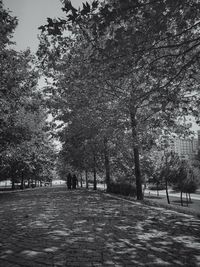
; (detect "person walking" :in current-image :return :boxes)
[67,173,72,190]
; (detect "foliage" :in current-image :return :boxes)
[37,0,200,199]
[0,2,55,188]
[109,182,136,197]
[152,151,198,199]
[172,161,198,194]
[0,0,17,48]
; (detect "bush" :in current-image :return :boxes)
[148,183,165,190]
[109,182,136,197]
[172,184,180,192]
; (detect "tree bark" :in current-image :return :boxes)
[104,137,111,192]
[156,182,159,196]
[133,147,143,200]
[180,191,183,206]
[189,193,191,203]
[93,154,97,190]
[85,169,88,189]
[186,193,188,206]
[11,178,15,190]
[80,173,83,188]
[129,104,143,200]
[20,173,24,190]
[165,179,170,204]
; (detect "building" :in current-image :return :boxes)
[161,133,199,160]
[172,138,198,160]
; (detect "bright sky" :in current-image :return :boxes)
[4,0,83,52]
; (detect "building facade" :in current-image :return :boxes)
[161,132,200,160]
[172,138,198,160]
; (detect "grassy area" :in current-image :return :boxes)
[104,189,200,219]
[143,193,200,219]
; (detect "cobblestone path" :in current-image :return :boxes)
[0,187,200,267]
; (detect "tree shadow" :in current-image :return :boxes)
[0,188,200,266]
[144,195,163,200]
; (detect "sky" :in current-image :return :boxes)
[4,0,83,52]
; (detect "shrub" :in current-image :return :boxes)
[109,182,136,197]
[148,183,165,190]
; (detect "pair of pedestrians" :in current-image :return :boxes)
[67,173,77,190]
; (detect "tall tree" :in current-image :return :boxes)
[0,1,55,188]
[38,0,200,199]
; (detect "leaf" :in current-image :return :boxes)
[92,0,98,9]
[47,17,54,26]
[38,25,46,32]
[67,14,77,22]
[62,0,73,13]
[81,2,91,15]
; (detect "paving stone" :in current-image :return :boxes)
[0,187,200,266]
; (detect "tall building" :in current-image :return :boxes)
[172,138,198,159]
[161,133,199,160]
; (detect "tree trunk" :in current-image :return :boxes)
[189,193,191,203]
[93,154,97,190]
[180,191,183,206]
[186,193,188,206]
[80,173,83,188]
[165,179,170,204]
[11,178,15,190]
[157,189,159,197]
[4,179,7,188]
[130,107,143,200]
[143,181,146,197]
[156,182,159,197]
[133,147,143,200]
[85,169,88,189]
[104,137,111,192]
[20,173,24,190]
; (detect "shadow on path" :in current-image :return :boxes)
[0,187,200,266]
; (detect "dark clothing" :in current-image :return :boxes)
[67,173,72,189]
[72,174,77,189]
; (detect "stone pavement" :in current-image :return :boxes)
[0,187,200,267]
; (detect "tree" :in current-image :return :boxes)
[0,1,56,189]
[38,0,200,200]
[172,161,198,206]
[0,0,17,47]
